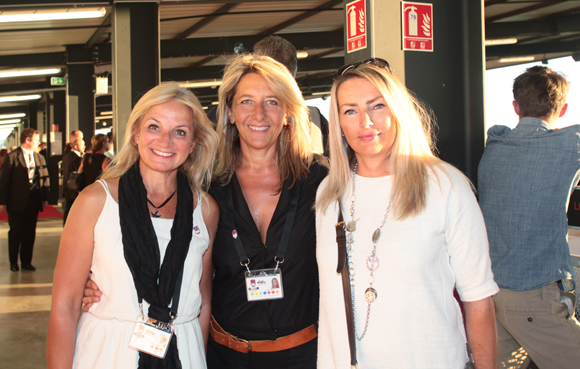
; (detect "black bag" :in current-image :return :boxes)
[67,171,84,191]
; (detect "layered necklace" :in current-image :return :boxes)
[147,190,177,218]
[346,162,394,340]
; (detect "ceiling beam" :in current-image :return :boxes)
[486,14,580,39]
[86,13,111,49]
[257,0,342,36]
[486,39,580,58]
[174,3,238,40]
[161,57,344,82]
[161,29,344,58]
[486,1,566,23]
[0,52,65,68]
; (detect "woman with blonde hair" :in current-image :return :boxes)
[315,60,498,368]
[47,82,219,369]
[207,55,327,368]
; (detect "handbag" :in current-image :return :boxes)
[335,205,358,368]
[67,171,84,191]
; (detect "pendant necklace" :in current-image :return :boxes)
[147,190,177,218]
[346,162,394,340]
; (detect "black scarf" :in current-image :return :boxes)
[119,160,193,369]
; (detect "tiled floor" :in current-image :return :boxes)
[0,217,62,369]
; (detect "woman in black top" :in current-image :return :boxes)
[207,55,327,368]
[79,134,112,186]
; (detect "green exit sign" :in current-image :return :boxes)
[51,77,65,86]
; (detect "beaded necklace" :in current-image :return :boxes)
[346,163,394,340]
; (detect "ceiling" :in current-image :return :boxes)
[0,0,578,121]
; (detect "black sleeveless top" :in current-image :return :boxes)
[82,153,107,186]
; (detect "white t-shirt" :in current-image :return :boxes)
[315,165,498,369]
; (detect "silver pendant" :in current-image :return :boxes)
[346,221,356,232]
[365,287,377,302]
[366,255,379,271]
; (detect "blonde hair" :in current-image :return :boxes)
[317,64,444,219]
[101,82,218,194]
[213,54,314,189]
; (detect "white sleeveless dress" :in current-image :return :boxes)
[73,180,208,369]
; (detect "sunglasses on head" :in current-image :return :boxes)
[334,58,391,79]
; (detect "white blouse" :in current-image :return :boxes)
[316,165,498,369]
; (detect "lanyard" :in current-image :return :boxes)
[226,177,301,270]
[137,267,184,323]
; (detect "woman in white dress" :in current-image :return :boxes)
[315,60,498,369]
[47,83,219,369]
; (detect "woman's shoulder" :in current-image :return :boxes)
[304,154,329,183]
[427,161,474,196]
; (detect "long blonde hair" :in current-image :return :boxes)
[316,64,443,219]
[101,82,218,194]
[213,54,313,189]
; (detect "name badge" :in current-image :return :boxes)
[129,316,173,359]
[245,268,284,302]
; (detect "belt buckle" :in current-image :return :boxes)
[229,334,252,352]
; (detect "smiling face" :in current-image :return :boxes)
[337,77,397,171]
[134,100,197,175]
[227,73,288,155]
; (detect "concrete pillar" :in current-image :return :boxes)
[112,3,159,151]
[341,0,486,181]
[67,60,95,150]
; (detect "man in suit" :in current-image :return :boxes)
[62,137,85,225]
[0,128,50,272]
[63,129,83,156]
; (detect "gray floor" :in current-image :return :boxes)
[0,216,62,369]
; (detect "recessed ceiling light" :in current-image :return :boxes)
[0,113,25,120]
[485,38,518,46]
[0,8,106,23]
[0,119,21,125]
[0,94,42,103]
[0,68,61,79]
[499,56,535,63]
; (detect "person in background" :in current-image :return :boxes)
[39,142,47,159]
[62,137,85,225]
[0,128,50,272]
[47,82,219,368]
[315,60,498,368]
[0,148,8,167]
[104,130,114,159]
[64,130,83,156]
[78,134,111,187]
[478,65,580,369]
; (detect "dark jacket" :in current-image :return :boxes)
[0,148,50,212]
[62,150,83,200]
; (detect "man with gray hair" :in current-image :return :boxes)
[478,66,580,368]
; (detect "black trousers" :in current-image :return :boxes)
[206,335,317,369]
[8,190,40,265]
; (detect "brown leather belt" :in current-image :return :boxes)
[210,315,317,353]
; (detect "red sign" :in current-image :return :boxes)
[346,0,367,53]
[402,2,433,52]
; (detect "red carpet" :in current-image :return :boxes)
[0,205,63,222]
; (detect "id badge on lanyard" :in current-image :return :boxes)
[129,316,174,359]
[245,268,284,301]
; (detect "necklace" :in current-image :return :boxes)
[147,190,177,218]
[346,162,394,340]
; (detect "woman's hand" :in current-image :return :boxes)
[464,296,498,369]
[81,279,102,312]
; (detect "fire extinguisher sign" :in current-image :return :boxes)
[346,0,367,53]
[402,2,433,52]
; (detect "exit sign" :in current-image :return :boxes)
[51,77,65,86]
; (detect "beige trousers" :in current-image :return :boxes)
[495,284,580,369]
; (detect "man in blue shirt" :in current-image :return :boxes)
[479,66,580,368]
